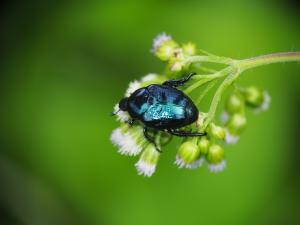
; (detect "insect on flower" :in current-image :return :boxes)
[113,72,206,152]
[110,34,300,177]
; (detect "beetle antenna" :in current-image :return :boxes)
[110,109,120,116]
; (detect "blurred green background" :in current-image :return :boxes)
[1,0,300,225]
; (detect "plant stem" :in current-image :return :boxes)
[184,66,234,94]
[203,69,240,128]
[237,52,300,71]
[201,51,300,128]
[195,79,218,105]
[189,55,234,65]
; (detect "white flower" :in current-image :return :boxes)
[220,111,229,124]
[141,73,158,82]
[208,160,226,173]
[125,80,141,97]
[113,104,130,122]
[135,159,156,177]
[111,128,124,147]
[224,128,240,144]
[135,145,160,177]
[175,155,205,169]
[110,127,144,156]
[152,32,172,52]
[253,91,271,113]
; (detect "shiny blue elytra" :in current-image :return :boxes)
[117,73,206,151]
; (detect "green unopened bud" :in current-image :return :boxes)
[206,144,224,164]
[244,86,264,108]
[209,123,226,140]
[198,137,210,155]
[207,144,226,173]
[225,93,244,114]
[175,140,201,168]
[182,42,196,56]
[135,145,160,177]
[226,114,247,135]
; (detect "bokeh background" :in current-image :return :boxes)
[1,0,300,225]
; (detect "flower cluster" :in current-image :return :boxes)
[222,87,271,144]
[111,33,271,177]
[152,33,197,75]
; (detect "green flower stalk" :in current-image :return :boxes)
[111,33,300,177]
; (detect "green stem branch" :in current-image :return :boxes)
[237,52,300,71]
[197,52,300,128]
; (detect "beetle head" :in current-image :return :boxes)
[119,97,129,111]
[126,88,151,116]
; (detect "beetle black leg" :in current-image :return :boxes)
[143,127,162,153]
[128,119,136,126]
[162,72,197,88]
[167,129,206,137]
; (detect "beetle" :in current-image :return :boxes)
[117,72,206,151]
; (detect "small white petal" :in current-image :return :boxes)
[125,81,141,97]
[174,155,186,168]
[135,159,156,177]
[175,155,205,169]
[220,111,229,124]
[185,157,205,169]
[110,128,124,147]
[141,73,158,82]
[118,132,142,156]
[225,129,240,144]
[113,104,130,122]
[152,32,172,52]
[111,128,143,156]
[208,160,226,173]
[253,91,271,113]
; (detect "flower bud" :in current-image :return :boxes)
[135,144,160,177]
[175,140,201,168]
[209,123,226,140]
[253,91,271,113]
[226,114,247,135]
[244,86,264,108]
[206,144,224,164]
[206,144,226,173]
[225,93,244,114]
[152,33,178,61]
[182,42,196,56]
[198,137,210,155]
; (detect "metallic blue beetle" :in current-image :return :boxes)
[118,72,206,151]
